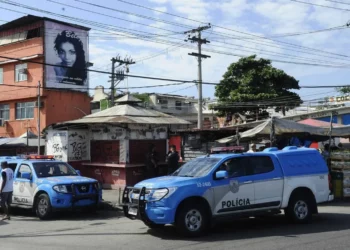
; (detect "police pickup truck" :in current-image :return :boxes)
[122,146,334,237]
[0,155,102,220]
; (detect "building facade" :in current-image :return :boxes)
[146,93,218,128]
[0,15,91,138]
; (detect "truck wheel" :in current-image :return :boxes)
[286,194,312,224]
[175,202,209,237]
[35,194,52,220]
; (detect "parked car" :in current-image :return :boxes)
[0,155,102,220]
[122,146,333,237]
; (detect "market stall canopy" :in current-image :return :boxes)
[216,118,350,143]
[50,93,191,126]
[298,118,344,128]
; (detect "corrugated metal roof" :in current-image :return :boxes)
[55,98,191,126]
[86,104,179,118]
[66,115,190,125]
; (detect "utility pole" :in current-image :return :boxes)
[185,24,211,129]
[37,81,41,155]
[110,58,117,106]
[110,55,135,105]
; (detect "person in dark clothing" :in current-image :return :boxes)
[145,144,158,179]
[166,145,179,175]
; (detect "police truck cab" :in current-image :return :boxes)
[123,146,334,237]
[0,155,102,219]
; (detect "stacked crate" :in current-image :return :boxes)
[330,151,350,198]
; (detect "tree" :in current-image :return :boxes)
[214,55,302,120]
[337,87,350,95]
[132,93,150,104]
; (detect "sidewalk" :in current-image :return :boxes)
[100,188,124,211]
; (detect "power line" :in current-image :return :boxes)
[47,0,185,35]
[52,0,321,64]
[111,0,350,58]
[1,55,350,90]
[73,0,193,29]
[221,25,348,40]
[4,2,350,67]
[326,0,350,5]
[47,0,350,63]
[291,0,350,11]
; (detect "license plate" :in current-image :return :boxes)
[132,193,140,199]
[129,207,138,216]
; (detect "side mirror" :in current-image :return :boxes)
[76,170,81,176]
[215,170,228,180]
[21,172,31,180]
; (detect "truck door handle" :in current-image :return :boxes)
[243,181,253,184]
[273,177,281,180]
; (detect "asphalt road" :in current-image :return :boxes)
[1,204,350,250]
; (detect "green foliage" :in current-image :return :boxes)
[337,87,350,95]
[100,99,112,111]
[132,93,150,104]
[214,55,302,117]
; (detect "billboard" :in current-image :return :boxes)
[44,21,89,92]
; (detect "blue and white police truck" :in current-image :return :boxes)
[123,146,334,237]
[0,155,102,220]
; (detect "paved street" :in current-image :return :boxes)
[1,203,350,250]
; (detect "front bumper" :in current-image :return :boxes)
[51,183,102,210]
[122,186,174,225]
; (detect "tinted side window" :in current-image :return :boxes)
[249,156,274,175]
[17,164,32,178]
[218,157,252,178]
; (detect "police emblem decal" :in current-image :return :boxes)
[229,180,239,193]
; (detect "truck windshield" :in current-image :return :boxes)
[33,162,78,178]
[172,157,221,178]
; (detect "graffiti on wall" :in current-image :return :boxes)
[90,124,168,140]
[46,131,68,161]
[68,130,89,161]
[119,140,129,163]
[90,125,127,140]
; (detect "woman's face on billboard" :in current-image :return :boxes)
[58,42,77,66]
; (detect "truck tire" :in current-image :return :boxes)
[175,202,209,237]
[286,194,312,224]
[35,194,53,220]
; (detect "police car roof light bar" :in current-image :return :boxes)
[26,155,55,160]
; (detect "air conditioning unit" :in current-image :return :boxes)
[35,101,44,108]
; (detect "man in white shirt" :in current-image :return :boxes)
[0,161,14,220]
[247,143,257,153]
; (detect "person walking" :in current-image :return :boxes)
[166,145,179,175]
[0,161,14,221]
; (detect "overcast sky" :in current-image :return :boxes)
[1,0,350,104]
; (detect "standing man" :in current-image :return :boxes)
[166,145,179,175]
[247,143,257,153]
[0,161,14,220]
[145,144,158,179]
